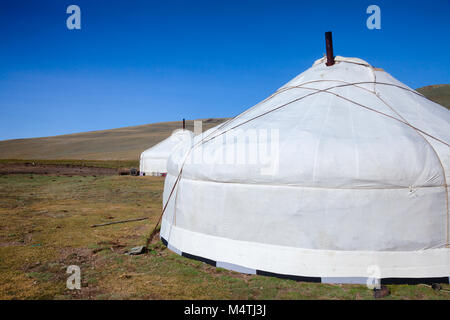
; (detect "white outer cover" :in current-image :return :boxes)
[139,129,194,175]
[162,57,450,279]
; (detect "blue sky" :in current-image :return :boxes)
[0,0,449,140]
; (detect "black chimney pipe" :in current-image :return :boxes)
[325,31,335,66]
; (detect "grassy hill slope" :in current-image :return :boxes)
[416,84,450,109]
[0,118,227,160]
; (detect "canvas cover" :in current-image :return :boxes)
[161,56,450,280]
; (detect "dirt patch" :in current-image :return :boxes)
[58,248,94,265]
[0,163,118,176]
[92,240,127,254]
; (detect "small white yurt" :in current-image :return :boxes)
[159,43,449,284]
[139,128,194,176]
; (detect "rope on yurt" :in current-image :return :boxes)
[187,80,432,152]
[145,167,184,248]
[369,83,449,248]
[278,80,426,99]
[145,78,450,248]
[145,121,232,246]
[144,86,330,246]
[280,67,449,246]
[303,83,450,246]
[199,82,449,148]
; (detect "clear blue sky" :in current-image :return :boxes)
[0,0,449,140]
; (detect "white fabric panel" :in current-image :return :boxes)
[164,173,447,251]
[216,261,256,274]
[139,129,194,174]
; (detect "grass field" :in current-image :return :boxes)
[1,171,449,300]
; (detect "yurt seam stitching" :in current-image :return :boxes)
[164,174,448,190]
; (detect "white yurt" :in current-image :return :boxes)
[159,54,450,284]
[139,128,194,176]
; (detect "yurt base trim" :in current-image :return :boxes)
[160,237,449,285]
[161,237,449,285]
[160,219,450,285]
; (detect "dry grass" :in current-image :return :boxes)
[0,159,139,169]
[0,172,449,300]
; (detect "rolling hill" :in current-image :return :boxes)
[0,118,227,160]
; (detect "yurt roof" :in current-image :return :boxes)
[169,56,449,189]
[141,129,194,159]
